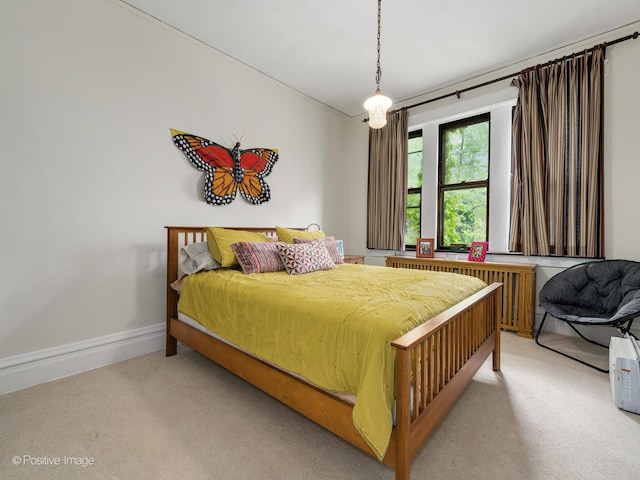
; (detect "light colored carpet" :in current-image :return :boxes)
[1,332,639,480]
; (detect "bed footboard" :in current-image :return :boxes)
[391,282,502,480]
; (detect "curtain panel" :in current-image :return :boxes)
[366,109,409,250]
[509,47,604,258]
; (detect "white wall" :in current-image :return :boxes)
[0,0,349,365]
[345,23,640,338]
[605,31,640,260]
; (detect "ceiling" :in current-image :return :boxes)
[122,0,640,117]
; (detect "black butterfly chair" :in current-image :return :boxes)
[537,260,640,373]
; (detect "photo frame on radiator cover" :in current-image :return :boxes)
[416,238,434,258]
[468,241,488,262]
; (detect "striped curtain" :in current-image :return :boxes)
[509,47,604,258]
[367,109,409,250]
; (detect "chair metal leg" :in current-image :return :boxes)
[564,322,609,349]
[535,312,609,373]
[617,318,637,339]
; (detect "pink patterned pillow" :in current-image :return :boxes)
[293,236,344,264]
[231,241,285,274]
[276,241,336,275]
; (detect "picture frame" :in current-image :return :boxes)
[416,238,434,258]
[335,240,344,257]
[468,241,488,262]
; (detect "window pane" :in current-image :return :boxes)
[407,135,423,189]
[405,208,420,247]
[406,130,423,249]
[407,192,421,207]
[443,121,489,185]
[408,135,422,153]
[442,187,487,246]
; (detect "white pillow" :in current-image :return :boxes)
[179,242,221,275]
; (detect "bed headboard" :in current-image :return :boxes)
[165,226,282,280]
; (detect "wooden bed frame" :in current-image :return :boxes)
[165,226,503,480]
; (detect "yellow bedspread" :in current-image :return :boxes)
[178,264,486,460]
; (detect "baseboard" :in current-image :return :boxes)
[0,323,165,395]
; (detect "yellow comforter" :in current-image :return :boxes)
[178,264,486,460]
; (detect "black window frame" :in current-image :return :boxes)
[405,129,423,249]
[437,113,490,251]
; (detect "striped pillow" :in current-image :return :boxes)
[231,241,285,274]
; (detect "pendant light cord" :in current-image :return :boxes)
[375,0,382,88]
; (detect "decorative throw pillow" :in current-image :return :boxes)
[276,225,325,244]
[231,241,285,274]
[206,227,269,267]
[293,236,344,265]
[179,242,222,275]
[276,241,336,275]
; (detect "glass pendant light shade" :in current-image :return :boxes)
[364,88,392,129]
[364,0,392,129]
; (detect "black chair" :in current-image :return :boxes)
[537,260,640,373]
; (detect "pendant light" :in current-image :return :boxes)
[364,0,392,129]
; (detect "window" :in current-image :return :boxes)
[437,113,490,250]
[405,130,423,249]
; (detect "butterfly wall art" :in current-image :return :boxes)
[170,129,279,206]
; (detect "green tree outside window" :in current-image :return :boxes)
[438,114,489,249]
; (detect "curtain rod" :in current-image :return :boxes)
[363,30,638,122]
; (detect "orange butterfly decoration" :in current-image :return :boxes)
[171,129,278,205]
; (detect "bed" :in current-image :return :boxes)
[165,226,503,480]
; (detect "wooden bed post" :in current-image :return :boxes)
[165,227,179,356]
[493,284,503,371]
[394,347,411,480]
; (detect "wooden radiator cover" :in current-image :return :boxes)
[386,256,536,338]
